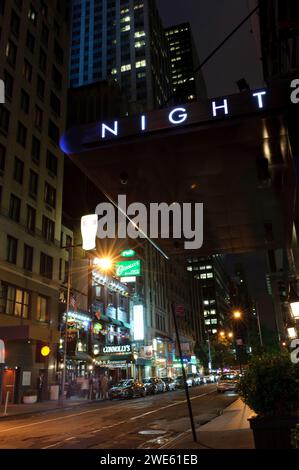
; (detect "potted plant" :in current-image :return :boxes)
[238,352,299,449]
[22,389,38,404]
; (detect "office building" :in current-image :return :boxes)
[70,0,171,110]
[187,255,231,337]
[165,22,207,104]
[0,0,69,403]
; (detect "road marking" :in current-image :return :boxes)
[0,389,215,435]
[42,443,61,449]
[64,437,76,441]
[158,429,191,449]
[129,391,212,421]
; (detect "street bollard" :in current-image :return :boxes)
[3,391,10,416]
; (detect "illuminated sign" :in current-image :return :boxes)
[133,305,144,341]
[116,260,141,277]
[120,249,136,257]
[60,89,272,155]
[41,346,51,357]
[120,276,136,283]
[102,344,132,354]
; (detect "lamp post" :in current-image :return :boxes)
[60,214,98,406]
[232,310,243,374]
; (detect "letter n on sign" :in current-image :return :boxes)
[175,304,185,318]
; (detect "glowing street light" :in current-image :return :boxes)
[219,331,225,338]
[233,309,242,320]
[93,257,113,272]
[228,332,234,339]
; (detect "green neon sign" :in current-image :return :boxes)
[120,249,136,257]
[116,260,141,277]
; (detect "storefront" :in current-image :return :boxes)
[94,343,135,383]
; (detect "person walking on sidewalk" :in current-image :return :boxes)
[100,373,109,400]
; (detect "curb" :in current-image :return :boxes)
[159,395,240,449]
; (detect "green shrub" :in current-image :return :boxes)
[238,352,299,416]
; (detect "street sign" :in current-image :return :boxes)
[116,260,141,277]
[120,276,137,283]
[120,249,136,257]
[0,339,4,364]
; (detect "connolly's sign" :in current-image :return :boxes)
[102,344,132,354]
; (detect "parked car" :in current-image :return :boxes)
[109,379,146,400]
[142,378,156,395]
[187,373,203,386]
[162,377,176,391]
[154,378,166,393]
[175,375,193,388]
[142,377,166,394]
[203,374,217,384]
[217,374,240,393]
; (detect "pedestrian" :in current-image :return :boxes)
[100,373,109,400]
[81,375,89,399]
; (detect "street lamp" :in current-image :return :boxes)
[60,214,98,406]
[288,282,299,321]
[93,257,113,272]
[232,309,242,320]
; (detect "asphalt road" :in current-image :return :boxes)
[0,384,237,449]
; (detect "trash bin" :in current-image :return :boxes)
[50,384,59,401]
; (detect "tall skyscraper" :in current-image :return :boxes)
[165,22,207,104]
[187,255,231,337]
[0,0,69,403]
[70,0,171,110]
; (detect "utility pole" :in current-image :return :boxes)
[171,303,197,443]
[60,245,73,406]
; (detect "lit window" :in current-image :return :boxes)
[212,329,217,334]
[210,309,216,315]
[111,68,117,75]
[211,319,218,324]
[121,25,130,32]
[187,266,192,272]
[203,300,209,305]
[136,60,146,68]
[207,273,214,278]
[205,319,211,325]
[135,31,145,38]
[121,64,131,72]
[135,40,146,48]
[121,16,130,23]
[200,274,207,279]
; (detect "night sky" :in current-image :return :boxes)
[157,0,269,301]
[157,0,263,98]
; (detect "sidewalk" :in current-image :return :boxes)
[163,398,255,449]
[0,396,102,420]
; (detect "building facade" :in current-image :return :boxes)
[165,22,207,104]
[0,0,69,403]
[70,0,171,110]
[187,255,231,338]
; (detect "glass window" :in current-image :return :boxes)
[7,235,18,264]
[29,170,38,197]
[13,157,24,183]
[23,244,33,271]
[40,252,53,279]
[17,121,27,147]
[31,136,40,162]
[26,205,36,232]
[9,194,21,221]
[44,182,56,208]
[37,295,48,322]
[20,89,30,113]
